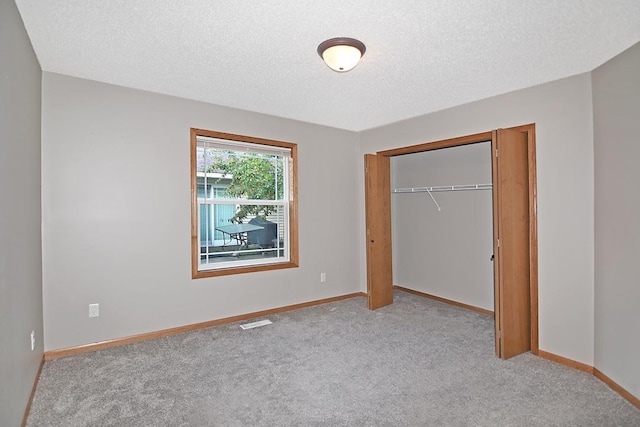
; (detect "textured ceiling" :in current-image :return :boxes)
[15,0,640,131]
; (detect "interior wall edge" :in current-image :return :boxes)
[1,1,45,426]
[592,40,640,401]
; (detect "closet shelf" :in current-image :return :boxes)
[391,183,493,193]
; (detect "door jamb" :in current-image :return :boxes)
[374,124,538,354]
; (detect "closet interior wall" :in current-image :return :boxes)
[391,142,494,311]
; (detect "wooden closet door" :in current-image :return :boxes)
[492,128,531,359]
[364,154,393,310]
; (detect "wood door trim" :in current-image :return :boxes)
[525,127,539,354]
[372,124,538,355]
[378,131,493,157]
[491,132,502,356]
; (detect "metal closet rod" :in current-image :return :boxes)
[391,183,493,193]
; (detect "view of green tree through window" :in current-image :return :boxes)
[190,129,298,278]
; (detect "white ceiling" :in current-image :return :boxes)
[15,0,640,132]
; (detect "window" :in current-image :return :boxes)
[191,129,298,278]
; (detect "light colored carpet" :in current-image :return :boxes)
[27,290,640,426]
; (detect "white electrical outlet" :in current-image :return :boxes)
[30,330,35,351]
[89,303,100,318]
[320,272,326,283]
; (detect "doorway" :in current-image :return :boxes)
[364,124,538,359]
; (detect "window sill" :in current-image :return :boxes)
[192,260,298,279]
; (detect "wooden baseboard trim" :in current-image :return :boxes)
[21,355,44,427]
[45,292,367,360]
[537,349,594,374]
[594,368,640,410]
[394,285,494,316]
[538,352,640,409]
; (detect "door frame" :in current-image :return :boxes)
[369,123,539,355]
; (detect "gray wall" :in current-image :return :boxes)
[41,73,362,351]
[391,143,494,310]
[7,2,638,412]
[593,42,640,398]
[0,0,44,425]
[359,73,595,365]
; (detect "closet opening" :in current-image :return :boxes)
[364,124,538,359]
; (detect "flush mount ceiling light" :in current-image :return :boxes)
[317,37,366,72]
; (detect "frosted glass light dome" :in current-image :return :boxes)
[317,38,366,73]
